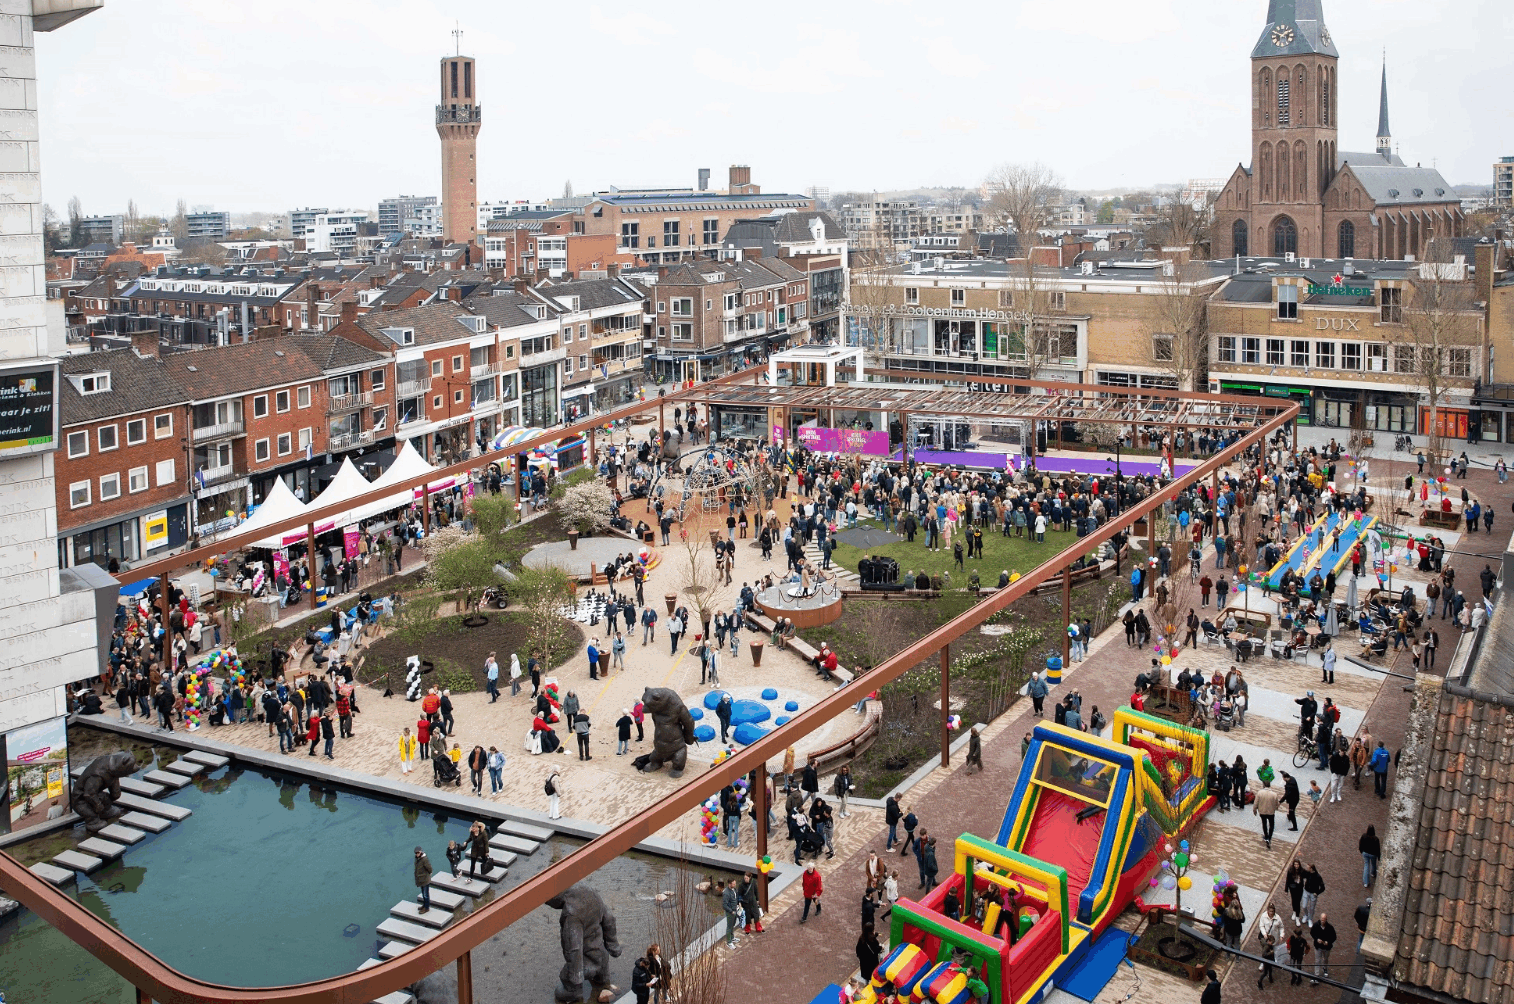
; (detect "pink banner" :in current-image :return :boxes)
[273,551,290,584]
[343,525,360,560]
[795,426,891,456]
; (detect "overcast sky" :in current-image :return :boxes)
[35,0,1511,217]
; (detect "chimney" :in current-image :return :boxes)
[698,168,711,191]
[512,277,532,294]
[1475,241,1496,305]
[131,330,158,359]
[728,165,757,194]
[340,300,358,325]
[657,266,669,280]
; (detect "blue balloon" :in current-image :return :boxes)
[761,688,779,701]
[729,700,771,725]
[784,700,800,712]
[702,691,731,710]
[733,722,771,746]
[688,707,704,720]
[693,725,716,743]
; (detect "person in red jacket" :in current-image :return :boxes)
[417,717,431,748]
[305,712,322,757]
[800,862,823,923]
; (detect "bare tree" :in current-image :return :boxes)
[679,533,721,640]
[845,263,906,360]
[1389,245,1482,464]
[41,203,58,255]
[1144,196,1212,257]
[124,198,141,244]
[171,198,188,241]
[67,195,82,247]
[1146,261,1212,392]
[650,852,728,1004]
[983,164,1065,382]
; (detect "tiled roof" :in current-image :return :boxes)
[461,289,558,329]
[352,301,484,346]
[159,340,325,398]
[284,333,387,372]
[59,348,189,425]
[537,277,645,311]
[1393,683,1514,1004]
[771,210,844,243]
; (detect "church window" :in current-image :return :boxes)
[1232,220,1248,257]
[1261,69,1272,126]
[1273,216,1297,257]
[1338,220,1355,258]
[1296,142,1308,200]
[1321,70,1331,125]
[1278,77,1290,126]
[1277,144,1290,201]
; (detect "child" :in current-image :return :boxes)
[1307,780,1324,806]
[449,742,463,766]
[445,839,464,878]
[883,870,900,911]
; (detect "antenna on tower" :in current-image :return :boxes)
[452,21,463,55]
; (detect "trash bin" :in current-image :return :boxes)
[1045,654,1063,686]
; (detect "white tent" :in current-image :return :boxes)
[255,457,372,548]
[340,441,457,527]
[227,477,308,550]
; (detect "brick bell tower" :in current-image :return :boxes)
[436,50,480,245]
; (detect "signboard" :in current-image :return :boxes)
[1305,274,1372,297]
[2,716,70,835]
[144,510,170,550]
[796,426,892,456]
[844,302,1035,324]
[0,363,58,457]
[343,524,361,560]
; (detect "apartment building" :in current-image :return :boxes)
[1496,156,1514,208]
[78,214,122,246]
[531,277,648,417]
[482,211,575,273]
[310,211,369,255]
[288,207,328,240]
[378,195,438,236]
[107,269,308,345]
[646,257,810,381]
[185,211,231,241]
[462,289,562,429]
[927,208,984,233]
[841,200,924,253]
[719,211,848,342]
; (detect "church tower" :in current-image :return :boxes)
[1376,59,1392,158]
[1246,0,1338,257]
[436,52,481,245]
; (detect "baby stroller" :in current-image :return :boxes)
[431,752,462,788]
[1214,699,1236,732]
[790,817,825,864]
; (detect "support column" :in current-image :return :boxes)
[137,987,151,1004]
[940,645,951,768]
[753,767,769,912]
[456,949,474,1004]
[422,483,431,534]
[158,581,172,670]
[1062,565,1072,665]
[307,522,318,611]
[1147,503,1156,557]
[589,426,596,467]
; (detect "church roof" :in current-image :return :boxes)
[1377,63,1392,141]
[1341,161,1457,208]
[1252,0,1339,59]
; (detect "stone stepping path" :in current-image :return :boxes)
[140,769,192,789]
[487,833,538,855]
[118,811,172,834]
[494,820,553,842]
[377,941,411,960]
[118,777,166,798]
[52,850,104,873]
[430,867,506,896]
[161,760,204,778]
[183,750,229,768]
[358,958,382,971]
[390,901,452,928]
[425,888,466,911]
[374,917,437,945]
[114,793,191,819]
[372,991,414,1004]
[77,837,128,859]
[29,862,73,885]
[97,823,146,845]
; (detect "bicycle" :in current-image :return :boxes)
[1293,731,1319,769]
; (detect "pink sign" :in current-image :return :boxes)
[772,424,786,444]
[343,525,361,560]
[795,426,891,456]
[273,551,290,584]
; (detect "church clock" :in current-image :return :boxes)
[1271,24,1294,47]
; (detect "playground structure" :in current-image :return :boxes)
[665,443,768,522]
[1262,507,1379,591]
[856,710,1213,1004]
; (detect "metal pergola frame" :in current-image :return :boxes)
[0,371,1298,1004]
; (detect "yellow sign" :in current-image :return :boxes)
[144,510,168,549]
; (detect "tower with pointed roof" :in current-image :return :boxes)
[1376,59,1392,157]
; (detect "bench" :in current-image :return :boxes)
[742,609,854,685]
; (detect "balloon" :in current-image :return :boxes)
[1149,877,1160,888]
[1164,843,1174,854]
[762,855,772,865]
[1161,655,1172,665]
[1161,875,1177,890]
[1215,869,1229,883]
[1177,876,1193,891]
[1179,840,1189,851]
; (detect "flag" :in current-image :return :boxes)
[195,467,206,491]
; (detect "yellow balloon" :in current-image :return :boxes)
[1177,876,1193,891]
[1161,655,1172,665]
[1009,572,1021,582]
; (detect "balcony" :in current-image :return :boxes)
[328,429,375,452]
[192,420,244,443]
[198,463,237,486]
[470,361,505,379]
[397,377,432,397]
[329,390,373,412]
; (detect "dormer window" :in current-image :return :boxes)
[380,326,415,346]
[458,315,488,334]
[69,372,111,395]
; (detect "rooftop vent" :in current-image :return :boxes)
[1412,188,1423,198]
[1388,189,1400,198]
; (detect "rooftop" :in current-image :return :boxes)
[59,348,190,425]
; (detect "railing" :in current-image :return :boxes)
[192,420,244,442]
[328,429,374,451]
[397,377,431,397]
[329,391,373,412]
[470,361,503,379]
[197,463,237,485]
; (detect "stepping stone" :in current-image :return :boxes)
[430,868,506,895]
[427,888,466,912]
[29,862,73,885]
[77,837,128,859]
[119,777,166,798]
[141,769,192,789]
[119,811,172,834]
[373,993,414,1004]
[184,750,229,768]
[374,918,437,945]
[162,760,204,777]
[115,793,191,820]
[494,820,554,842]
[358,958,382,971]
[377,941,411,960]
[52,850,104,873]
[97,823,146,845]
[488,833,538,855]
[391,901,452,928]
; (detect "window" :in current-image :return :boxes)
[276,432,291,456]
[99,473,120,501]
[578,324,587,338]
[1273,217,1297,256]
[656,301,666,314]
[431,359,443,377]
[251,395,267,419]
[372,406,387,431]
[663,220,680,246]
[1277,283,1299,319]
[1380,286,1403,323]
[1446,347,1473,378]
[1278,76,1290,126]
[77,373,110,394]
[1242,337,1261,364]
[950,288,965,306]
[1266,338,1285,365]
[1367,342,1387,371]
[1338,220,1355,259]
[126,419,146,445]
[905,287,919,304]
[1050,291,1066,310]
[154,413,173,438]
[369,370,385,392]
[1314,341,1335,368]
[156,458,175,486]
[69,480,90,508]
[564,357,574,376]
[620,222,639,248]
[671,298,694,316]
[453,354,464,372]
[1291,340,1310,366]
[97,424,117,451]
[563,327,572,343]
[997,290,1014,307]
[67,430,88,457]
[1393,344,1416,373]
[275,389,290,413]
[705,300,712,311]
[254,438,270,462]
[579,354,588,372]
[1232,220,1248,257]
[128,466,148,493]
[1152,334,1174,361]
[454,389,465,404]
[1340,342,1362,370]
[1217,336,1236,363]
[703,219,719,245]
[672,323,693,341]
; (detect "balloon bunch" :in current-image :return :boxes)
[541,682,563,724]
[637,546,651,566]
[698,794,720,845]
[184,667,214,731]
[757,854,774,876]
[712,745,736,766]
[946,715,962,730]
[1210,867,1237,929]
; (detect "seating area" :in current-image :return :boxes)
[743,609,855,685]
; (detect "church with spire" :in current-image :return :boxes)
[1212,0,1462,261]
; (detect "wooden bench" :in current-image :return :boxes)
[742,609,854,685]
[1419,509,1463,530]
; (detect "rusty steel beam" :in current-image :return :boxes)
[0,398,1296,1004]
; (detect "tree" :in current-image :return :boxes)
[1144,197,1212,257]
[556,479,616,534]
[124,198,141,244]
[422,493,519,600]
[651,851,728,1004]
[846,262,907,359]
[1095,200,1115,225]
[514,565,577,669]
[678,534,721,640]
[41,204,58,255]
[67,195,82,247]
[563,179,573,199]
[1146,260,1212,392]
[983,163,1064,382]
[1390,245,1482,463]
[171,198,188,241]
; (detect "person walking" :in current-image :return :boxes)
[1281,772,1300,831]
[1370,742,1391,799]
[574,712,592,760]
[800,862,823,923]
[1027,672,1048,718]
[305,711,322,756]
[719,879,740,946]
[1286,927,1310,985]
[487,746,505,794]
[1360,824,1381,887]
[612,632,626,673]
[320,711,335,759]
[966,727,983,772]
[857,923,883,985]
[1257,903,1285,988]
[667,613,683,655]
[467,744,487,794]
[616,709,633,755]
[545,769,562,819]
[466,819,492,880]
[1310,913,1336,986]
[1328,745,1350,802]
[834,765,855,818]
[485,651,500,703]
[715,693,733,745]
[922,836,940,891]
[1300,864,1325,926]
[1202,969,1222,1004]
[413,846,433,913]
[900,807,917,858]
[1253,779,1281,849]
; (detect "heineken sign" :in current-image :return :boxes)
[1306,273,1372,297]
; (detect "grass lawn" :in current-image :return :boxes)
[827,517,1105,585]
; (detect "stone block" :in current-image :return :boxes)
[76,836,126,858]
[183,750,229,768]
[141,769,192,789]
[113,792,191,819]
[374,918,436,945]
[117,811,170,833]
[51,849,102,872]
[28,861,71,884]
[389,900,451,928]
[487,832,538,855]
[494,819,554,842]
[96,823,145,844]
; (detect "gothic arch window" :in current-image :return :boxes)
[1261,68,1273,127]
[1278,74,1290,126]
[1273,216,1297,256]
[1319,67,1329,125]
[1260,144,1273,201]
[1295,141,1308,200]
[1277,142,1290,202]
[1233,220,1249,257]
[1296,66,1308,126]
[1338,220,1355,258]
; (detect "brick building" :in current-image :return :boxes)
[436,53,481,244]
[647,257,810,381]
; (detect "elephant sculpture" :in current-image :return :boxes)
[70,751,136,833]
[547,883,622,1002]
[637,686,695,779]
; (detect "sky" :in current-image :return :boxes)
[34,0,1512,218]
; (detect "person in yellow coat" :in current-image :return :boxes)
[398,727,417,774]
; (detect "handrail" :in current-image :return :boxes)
[0,389,1296,1003]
